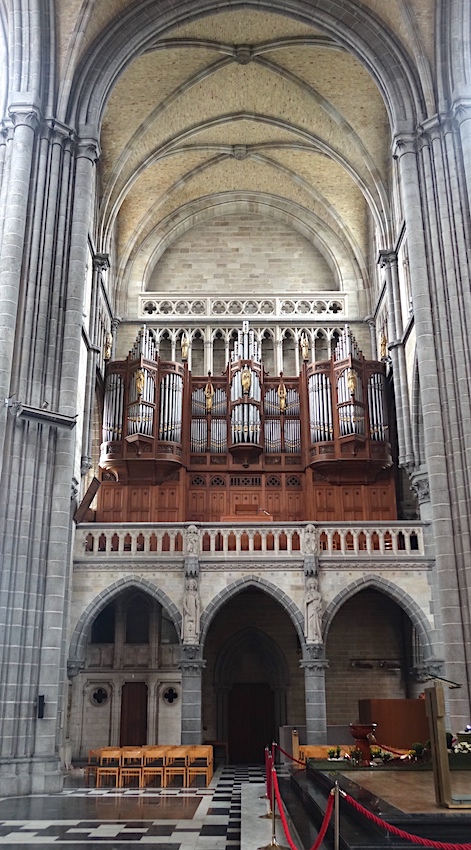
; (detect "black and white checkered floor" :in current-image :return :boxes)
[0,765,265,848]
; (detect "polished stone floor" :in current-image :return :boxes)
[0,765,267,849]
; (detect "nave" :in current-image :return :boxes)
[0,765,267,849]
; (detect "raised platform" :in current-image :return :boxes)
[285,763,471,849]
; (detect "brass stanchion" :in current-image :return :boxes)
[334,781,340,850]
[260,743,279,818]
[257,766,288,849]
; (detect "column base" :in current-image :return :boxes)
[0,758,63,796]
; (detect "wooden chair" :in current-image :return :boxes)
[84,748,101,787]
[187,745,213,787]
[96,747,122,788]
[142,746,167,788]
[120,747,144,788]
[164,746,188,788]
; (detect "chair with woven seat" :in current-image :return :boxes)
[96,747,122,788]
[187,745,213,787]
[164,747,188,788]
[141,746,167,788]
[119,747,144,788]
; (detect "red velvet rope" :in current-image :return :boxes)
[344,793,471,850]
[272,767,335,850]
[275,743,305,766]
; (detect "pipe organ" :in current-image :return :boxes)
[306,327,391,481]
[98,324,395,522]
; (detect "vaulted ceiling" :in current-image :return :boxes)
[53,3,437,316]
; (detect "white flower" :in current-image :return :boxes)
[453,741,471,754]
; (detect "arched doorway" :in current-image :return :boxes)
[203,587,303,763]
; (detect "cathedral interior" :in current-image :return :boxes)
[0,0,471,797]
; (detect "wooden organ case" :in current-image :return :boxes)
[97,324,397,523]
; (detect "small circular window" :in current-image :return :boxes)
[162,686,179,706]
[90,687,109,706]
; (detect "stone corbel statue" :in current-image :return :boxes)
[304,577,323,644]
[181,578,201,645]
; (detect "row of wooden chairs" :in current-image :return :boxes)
[86,745,213,789]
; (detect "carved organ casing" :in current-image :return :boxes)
[97,324,396,523]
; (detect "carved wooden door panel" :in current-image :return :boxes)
[120,681,148,746]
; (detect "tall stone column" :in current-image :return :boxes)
[0,107,39,471]
[300,646,328,744]
[393,130,471,723]
[81,252,110,478]
[0,121,100,794]
[379,250,413,465]
[453,100,471,229]
[179,646,205,744]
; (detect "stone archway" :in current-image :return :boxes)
[202,585,302,763]
[214,626,290,762]
[324,585,434,742]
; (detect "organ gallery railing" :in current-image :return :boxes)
[74,522,425,560]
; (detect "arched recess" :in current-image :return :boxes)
[68,574,181,669]
[213,626,290,746]
[121,194,361,317]
[322,573,434,659]
[66,0,424,138]
[200,574,304,644]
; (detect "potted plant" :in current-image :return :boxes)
[411,742,424,760]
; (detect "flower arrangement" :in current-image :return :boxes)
[453,741,471,755]
[327,745,342,759]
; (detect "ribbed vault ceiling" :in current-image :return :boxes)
[92,8,408,313]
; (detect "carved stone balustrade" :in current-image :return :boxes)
[73,521,427,565]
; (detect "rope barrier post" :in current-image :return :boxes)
[261,747,271,800]
[291,728,299,764]
[258,765,289,850]
[334,781,340,850]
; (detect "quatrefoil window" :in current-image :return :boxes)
[90,687,109,706]
[162,687,179,705]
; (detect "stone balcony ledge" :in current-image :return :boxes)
[74,521,428,564]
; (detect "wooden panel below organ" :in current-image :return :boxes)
[95,468,396,523]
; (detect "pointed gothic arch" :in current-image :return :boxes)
[68,574,182,668]
[200,574,304,644]
[322,573,435,659]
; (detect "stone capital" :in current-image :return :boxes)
[300,644,328,672]
[67,658,85,679]
[410,659,444,683]
[93,253,110,272]
[8,106,40,131]
[391,133,417,160]
[378,249,397,269]
[405,466,430,504]
[179,644,206,674]
[45,119,75,146]
[76,137,101,163]
[452,97,471,127]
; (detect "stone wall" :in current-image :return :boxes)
[147,213,337,294]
